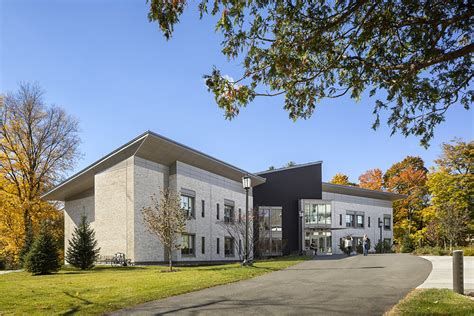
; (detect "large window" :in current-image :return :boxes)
[181,234,195,256]
[384,216,391,230]
[303,202,331,225]
[181,195,195,218]
[346,214,355,227]
[258,207,283,256]
[224,237,234,257]
[224,204,234,223]
[356,215,364,228]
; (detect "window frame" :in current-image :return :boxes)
[383,216,391,230]
[224,236,234,257]
[181,233,195,256]
[224,204,235,223]
[180,195,195,218]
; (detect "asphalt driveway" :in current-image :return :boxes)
[110,254,431,316]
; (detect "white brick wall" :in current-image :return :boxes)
[64,156,253,264]
[94,157,134,258]
[64,194,94,262]
[174,161,251,262]
[323,192,393,254]
[133,157,169,262]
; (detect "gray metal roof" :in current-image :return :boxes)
[41,131,266,201]
[322,182,406,201]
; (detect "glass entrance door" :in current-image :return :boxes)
[305,230,332,254]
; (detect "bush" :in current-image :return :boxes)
[461,246,474,256]
[66,215,100,270]
[24,223,61,275]
[400,234,414,253]
[374,241,392,253]
[412,246,449,256]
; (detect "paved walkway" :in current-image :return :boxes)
[110,254,431,316]
[0,270,22,275]
[418,256,474,292]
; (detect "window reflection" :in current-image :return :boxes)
[304,202,331,225]
[258,207,282,255]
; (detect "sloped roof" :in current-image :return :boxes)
[41,131,266,201]
[322,182,406,201]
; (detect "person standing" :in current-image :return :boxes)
[363,234,369,256]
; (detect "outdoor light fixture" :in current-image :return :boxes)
[242,174,251,265]
[242,175,251,190]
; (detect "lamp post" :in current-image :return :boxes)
[242,174,251,265]
[378,218,383,254]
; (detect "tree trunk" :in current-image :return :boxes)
[168,247,173,272]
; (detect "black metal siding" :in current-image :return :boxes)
[253,164,322,255]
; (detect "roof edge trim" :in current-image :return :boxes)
[256,161,323,175]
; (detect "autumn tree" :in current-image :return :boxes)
[0,83,80,264]
[358,168,383,191]
[141,188,187,272]
[384,156,429,246]
[148,0,473,147]
[427,139,473,247]
[330,173,357,186]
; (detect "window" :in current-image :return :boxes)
[368,216,371,228]
[384,238,391,247]
[346,214,355,227]
[224,237,234,257]
[258,207,283,256]
[239,239,242,255]
[216,203,220,220]
[216,238,220,254]
[201,236,205,254]
[201,200,205,217]
[224,204,234,223]
[181,195,195,218]
[356,215,364,228]
[238,208,242,223]
[303,202,331,225]
[384,216,391,230]
[181,234,195,256]
[339,214,342,226]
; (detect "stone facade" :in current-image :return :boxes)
[323,191,393,254]
[63,156,251,263]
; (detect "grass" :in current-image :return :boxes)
[387,289,474,316]
[0,256,308,315]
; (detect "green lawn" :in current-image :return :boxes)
[387,289,474,315]
[0,256,307,315]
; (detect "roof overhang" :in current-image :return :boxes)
[42,131,265,201]
[322,182,406,201]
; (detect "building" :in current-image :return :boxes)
[254,163,405,256]
[42,131,265,264]
[42,131,404,263]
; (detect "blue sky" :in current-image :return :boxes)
[1,0,473,182]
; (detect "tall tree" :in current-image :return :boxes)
[427,139,473,247]
[0,83,80,263]
[141,188,187,272]
[330,173,357,186]
[66,215,100,270]
[148,0,473,147]
[384,156,429,245]
[358,168,383,191]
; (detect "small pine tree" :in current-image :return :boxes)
[19,221,34,267]
[66,215,100,270]
[24,222,61,275]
